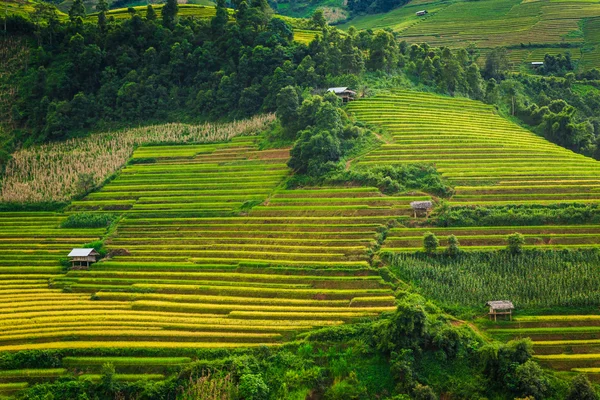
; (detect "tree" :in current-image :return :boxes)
[162,0,178,28]
[211,0,228,32]
[375,300,428,353]
[446,235,460,257]
[146,4,157,21]
[566,375,598,400]
[507,233,524,254]
[288,130,341,175]
[68,0,86,22]
[423,232,439,254]
[276,86,299,139]
[96,0,108,30]
[310,9,327,30]
[368,30,398,72]
[512,360,549,399]
[31,3,59,46]
[483,47,510,81]
[466,63,484,100]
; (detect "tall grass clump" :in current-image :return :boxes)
[179,371,235,400]
[0,114,275,203]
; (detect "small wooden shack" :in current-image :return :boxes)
[327,87,357,103]
[486,300,514,321]
[68,248,99,270]
[531,61,544,68]
[410,200,433,218]
[416,10,428,16]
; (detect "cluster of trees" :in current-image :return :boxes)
[276,88,367,175]
[6,0,498,150]
[539,52,575,76]
[481,47,600,158]
[420,231,524,255]
[0,1,376,145]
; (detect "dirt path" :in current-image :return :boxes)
[373,131,390,144]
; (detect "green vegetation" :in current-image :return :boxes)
[338,0,600,72]
[386,250,600,309]
[61,213,116,228]
[1,0,600,397]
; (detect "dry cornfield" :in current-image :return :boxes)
[0,114,275,203]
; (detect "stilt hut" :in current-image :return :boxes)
[486,300,514,321]
[68,248,99,270]
[410,200,433,218]
[327,87,357,102]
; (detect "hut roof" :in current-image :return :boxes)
[531,62,544,65]
[486,300,514,311]
[327,87,348,94]
[410,200,433,209]
[68,248,99,257]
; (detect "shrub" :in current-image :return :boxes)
[328,164,454,197]
[61,213,116,228]
[238,373,269,400]
[423,232,439,254]
[446,235,460,257]
[413,384,437,400]
[507,233,525,254]
[512,360,549,399]
[324,371,367,400]
[566,375,598,400]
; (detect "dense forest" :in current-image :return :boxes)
[3,0,600,169]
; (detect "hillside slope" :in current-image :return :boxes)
[349,91,600,251]
[339,0,600,71]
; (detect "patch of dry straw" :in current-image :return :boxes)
[0,114,275,203]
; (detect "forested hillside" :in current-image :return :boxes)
[1,0,600,398]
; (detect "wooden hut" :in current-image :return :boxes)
[327,87,357,103]
[410,200,433,218]
[486,300,514,321]
[68,248,99,270]
[416,10,428,16]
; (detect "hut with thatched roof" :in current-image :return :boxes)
[410,200,433,218]
[486,300,514,321]
[68,248,99,270]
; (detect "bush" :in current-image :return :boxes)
[423,232,439,254]
[446,235,460,257]
[238,373,269,400]
[507,233,525,254]
[436,203,600,227]
[61,213,116,228]
[328,164,454,197]
[413,384,437,400]
[325,372,367,400]
[512,360,549,399]
[566,375,598,400]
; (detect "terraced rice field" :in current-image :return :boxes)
[581,17,600,71]
[0,133,422,395]
[487,315,600,383]
[342,0,599,70]
[348,90,600,207]
[384,226,600,252]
